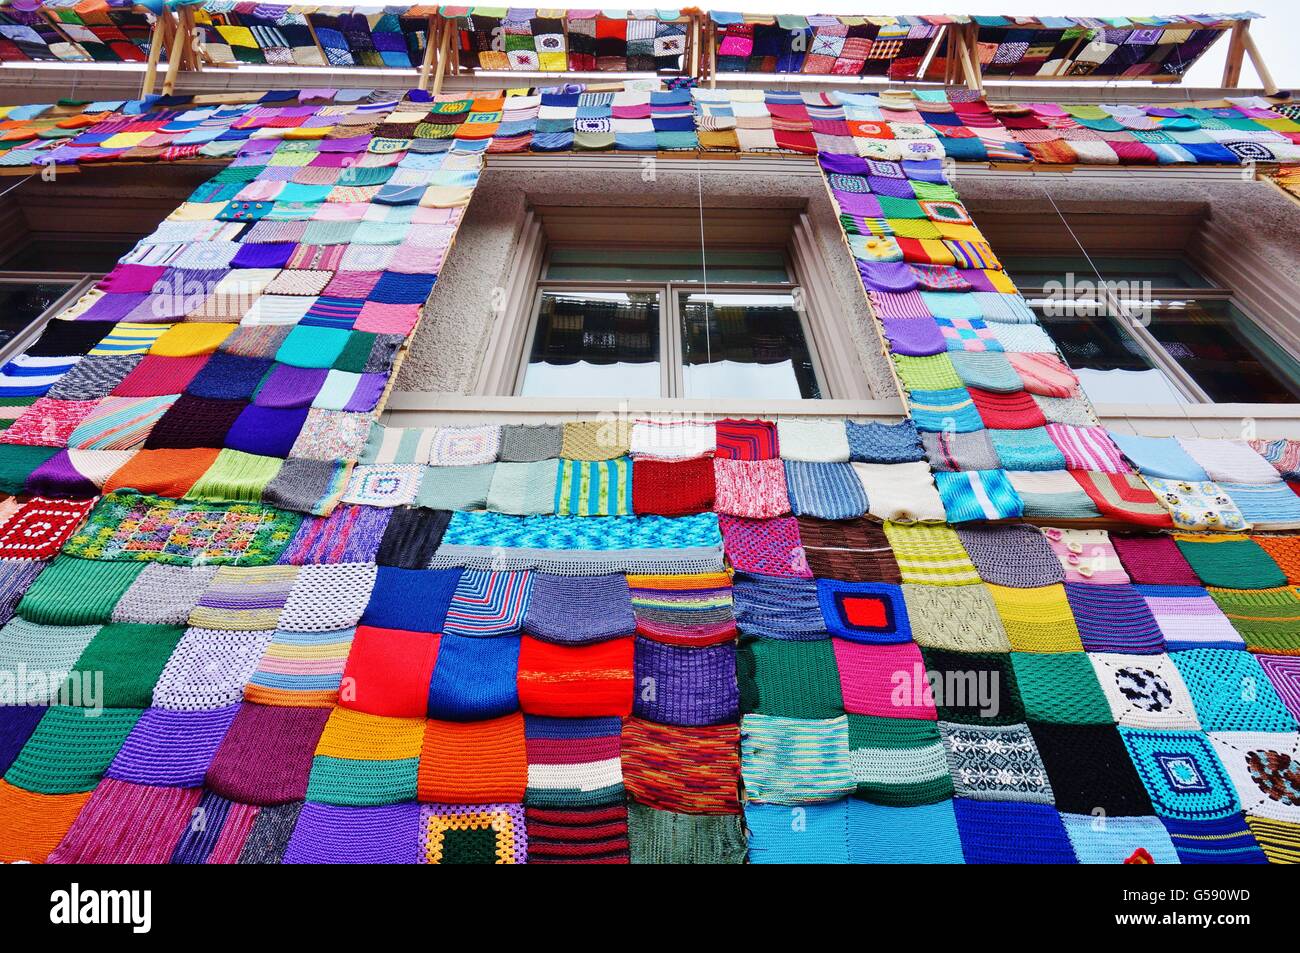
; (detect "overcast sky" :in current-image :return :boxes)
[714,3,1294,88]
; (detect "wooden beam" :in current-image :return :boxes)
[956,23,981,92]
[688,14,700,80]
[431,17,453,94]
[1240,22,1279,96]
[417,16,439,91]
[180,7,199,73]
[1221,20,1246,88]
[140,12,167,97]
[161,11,186,95]
[707,20,717,88]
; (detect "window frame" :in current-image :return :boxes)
[511,241,832,400]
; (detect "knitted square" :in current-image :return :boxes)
[188,565,298,632]
[253,364,325,409]
[907,387,983,434]
[1065,582,1164,654]
[783,461,868,520]
[627,572,736,648]
[921,649,1023,726]
[718,515,810,579]
[922,429,998,472]
[149,322,237,358]
[714,417,779,460]
[1172,648,1297,733]
[1218,481,1300,527]
[46,354,142,401]
[1257,655,1300,722]
[903,583,1011,653]
[419,802,527,864]
[847,714,952,806]
[560,419,630,461]
[939,721,1053,803]
[1145,478,1250,532]
[18,557,145,626]
[712,458,789,519]
[360,566,460,633]
[1007,468,1101,519]
[1006,351,1078,398]
[832,640,935,720]
[1254,536,1300,585]
[733,573,822,641]
[815,579,910,644]
[0,561,44,627]
[184,353,272,401]
[741,713,854,804]
[529,803,630,863]
[289,408,372,464]
[243,623,356,709]
[987,426,1066,471]
[798,517,901,584]
[1120,728,1240,821]
[949,350,1019,390]
[1136,584,1245,651]
[111,355,208,398]
[1042,527,1129,584]
[1010,652,1116,725]
[497,424,563,462]
[846,798,964,863]
[417,713,527,805]
[882,521,979,586]
[105,705,239,787]
[308,706,424,806]
[626,804,743,864]
[0,705,45,777]
[892,353,962,393]
[2,706,140,796]
[426,634,521,722]
[1207,731,1300,823]
[934,469,1024,522]
[152,628,274,711]
[776,419,850,463]
[1089,652,1201,730]
[0,397,101,447]
[415,464,494,511]
[951,798,1077,863]
[69,623,186,709]
[633,456,715,516]
[0,619,101,703]
[283,802,422,863]
[43,779,195,864]
[523,572,634,645]
[745,801,847,864]
[1110,433,1209,481]
[554,458,632,516]
[738,637,843,719]
[622,717,740,814]
[954,524,1062,589]
[517,636,633,718]
[279,504,390,566]
[1244,815,1300,864]
[67,395,175,451]
[111,564,217,626]
[1059,813,1179,864]
[1161,813,1268,864]
[1111,534,1200,586]
[145,394,245,450]
[845,419,923,464]
[0,497,93,561]
[524,716,625,809]
[633,638,738,727]
[629,419,716,460]
[1029,721,1154,816]
[343,464,424,508]
[1207,586,1300,654]
[486,461,559,516]
[852,461,946,522]
[224,404,309,459]
[1174,534,1286,589]
[969,387,1046,430]
[1178,437,1282,486]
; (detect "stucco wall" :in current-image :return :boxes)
[396,158,899,398]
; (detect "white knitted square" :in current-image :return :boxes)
[1089,652,1201,731]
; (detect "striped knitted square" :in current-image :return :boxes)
[741,713,854,804]
[1136,584,1245,651]
[44,779,198,864]
[621,718,740,814]
[523,716,624,809]
[848,714,952,806]
[1162,813,1268,864]
[1207,586,1300,654]
[1065,582,1164,654]
[797,517,901,583]
[554,458,631,517]
[1244,815,1300,864]
[882,521,979,586]
[189,565,299,631]
[1257,655,1300,723]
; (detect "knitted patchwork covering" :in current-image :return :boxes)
[621,717,740,814]
[939,721,1053,804]
[1208,586,1300,655]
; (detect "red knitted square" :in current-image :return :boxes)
[715,418,779,460]
[0,497,95,560]
[632,456,715,516]
[969,387,1046,430]
[517,636,634,717]
[620,717,740,814]
[111,354,210,398]
[340,625,440,718]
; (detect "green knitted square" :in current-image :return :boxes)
[875,196,926,220]
[892,353,963,392]
[3,706,141,794]
[440,826,501,864]
[1174,537,1287,590]
[68,624,186,709]
[18,557,146,626]
[626,802,746,864]
[305,755,419,806]
[0,444,59,494]
[186,449,283,504]
[847,714,954,806]
[1010,652,1113,725]
[1208,587,1300,653]
[416,464,496,512]
[737,638,844,720]
[333,332,378,373]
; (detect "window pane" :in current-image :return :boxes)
[1144,300,1300,403]
[1031,301,1187,404]
[545,247,789,283]
[679,292,820,399]
[0,281,74,349]
[1004,255,1212,290]
[2,239,138,275]
[521,290,661,398]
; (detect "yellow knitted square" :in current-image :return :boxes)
[149,322,237,358]
[314,707,426,761]
[987,583,1083,652]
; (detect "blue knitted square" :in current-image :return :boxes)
[952,799,1077,863]
[815,579,911,644]
[847,798,964,863]
[360,566,462,633]
[745,801,849,864]
[1120,728,1240,821]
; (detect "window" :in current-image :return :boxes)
[519,245,823,399]
[1009,255,1300,405]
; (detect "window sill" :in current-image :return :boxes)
[1097,402,1300,438]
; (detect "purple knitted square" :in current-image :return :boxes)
[881,316,946,357]
[224,404,310,458]
[0,704,46,775]
[255,364,328,408]
[283,801,422,863]
[205,702,331,805]
[230,242,296,270]
[632,637,738,726]
[106,705,239,787]
[523,573,636,644]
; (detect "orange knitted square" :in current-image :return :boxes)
[416,712,526,804]
[0,780,91,863]
[517,636,635,717]
[102,447,221,497]
[1253,535,1300,585]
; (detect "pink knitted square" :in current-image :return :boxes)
[355,302,422,335]
[832,640,937,719]
[713,458,791,519]
[718,515,810,578]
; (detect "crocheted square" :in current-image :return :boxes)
[523,572,634,645]
[940,721,1053,803]
[1257,655,1300,722]
[1171,648,1296,733]
[1059,813,1180,865]
[360,566,460,633]
[1136,584,1245,651]
[1145,478,1250,532]
[832,640,936,720]
[846,798,964,863]
[1161,813,1268,864]
[523,716,625,809]
[1029,722,1154,816]
[815,579,910,644]
[1120,728,1239,821]
[417,713,527,804]
[738,637,843,719]
[1010,652,1117,725]
[732,572,821,641]
[68,623,186,709]
[714,418,779,461]
[622,717,740,814]
[1111,533,1201,586]
[560,419,630,461]
[17,556,145,626]
[921,648,1023,725]
[1208,586,1300,654]
[0,619,100,704]
[112,354,207,398]
[223,405,308,459]
[745,801,847,864]
[718,515,810,579]
[554,459,632,516]
[425,425,500,467]
[1042,527,1129,584]
[415,464,494,511]
[105,706,239,787]
[517,636,633,718]
[497,424,563,463]
[1090,652,1201,730]
[486,460,558,516]
[0,497,93,561]
[1208,732,1300,823]
[1065,582,1164,654]
[627,572,735,648]
[952,798,1077,863]
[3,705,141,795]
[152,628,274,712]
[852,461,946,522]
[1174,534,1287,589]
[776,419,850,463]
[111,564,217,626]
[741,713,854,804]
[847,714,952,806]
[426,634,521,722]
[343,464,424,508]
[307,706,425,806]
[277,563,376,633]
[954,524,1062,589]
[903,583,1011,653]
[189,565,299,631]
[632,456,715,516]
[419,802,527,864]
[283,802,421,863]
[882,521,979,586]
[44,780,195,864]
[1244,815,1300,864]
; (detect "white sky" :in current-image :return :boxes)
[707,2,1295,87]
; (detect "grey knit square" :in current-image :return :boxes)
[955,524,1065,588]
[262,458,343,515]
[112,563,218,625]
[45,354,143,401]
[363,334,405,375]
[922,430,1000,472]
[237,801,303,864]
[498,424,564,462]
[1034,393,1097,428]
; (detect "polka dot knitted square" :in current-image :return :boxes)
[1065,582,1164,655]
[940,721,1053,803]
[797,516,901,584]
[845,710,953,806]
[1207,731,1300,823]
[1172,648,1297,732]
[621,717,740,814]
[1174,534,1287,590]
[951,799,1077,864]
[741,713,855,804]
[718,515,809,579]
[714,418,779,461]
[882,521,979,586]
[1119,728,1240,822]
[632,456,715,516]
[1207,586,1300,654]
[738,637,843,719]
